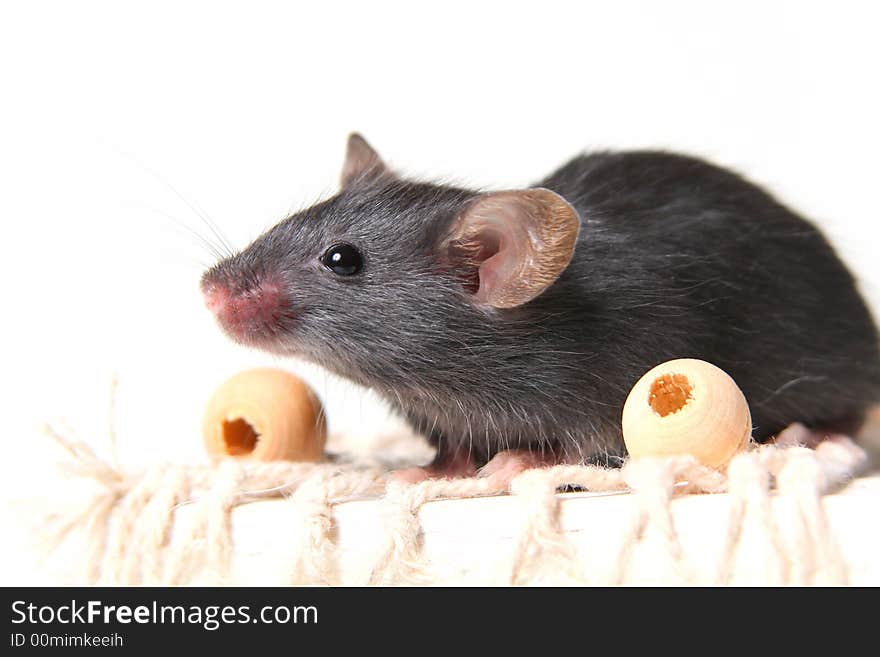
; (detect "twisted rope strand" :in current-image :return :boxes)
[42,422,869,585]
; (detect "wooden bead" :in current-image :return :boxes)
[621,358,752,468]
[203,368,326,462]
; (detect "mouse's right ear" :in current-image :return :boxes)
[444,189,581,308]
[340,133,393,188]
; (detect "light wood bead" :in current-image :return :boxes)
[203,368,326,462]
[622,358,752,468]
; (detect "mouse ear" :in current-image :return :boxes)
[340,133,392,188]
[445,188,581,308]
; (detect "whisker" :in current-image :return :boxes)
[109,144,237,258]
[128,202,227,262]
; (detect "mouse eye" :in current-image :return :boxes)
[320,243,363,276]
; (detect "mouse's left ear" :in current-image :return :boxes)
[340,133,393,188]
[445,188,581,308]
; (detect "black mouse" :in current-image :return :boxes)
[201,134,880,480]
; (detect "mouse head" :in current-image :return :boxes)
[201,134,581,387]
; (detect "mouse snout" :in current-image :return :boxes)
[201,273,288,344]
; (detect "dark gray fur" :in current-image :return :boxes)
[202,148,880,466]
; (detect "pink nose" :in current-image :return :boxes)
[203,279,285,340]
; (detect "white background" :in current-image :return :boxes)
[1,1,878,583]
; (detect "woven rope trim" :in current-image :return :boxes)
[41,424,868,585]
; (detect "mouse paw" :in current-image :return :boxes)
[773,422,852,450]
[389,451,478,483]
[477,449,558,488]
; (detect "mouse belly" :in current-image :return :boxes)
[384,370,875,486]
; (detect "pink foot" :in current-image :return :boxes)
[390,451,477,483]
[477,449,558,488]
[773,422,850,449]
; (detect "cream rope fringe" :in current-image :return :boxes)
[40,425,868,586]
